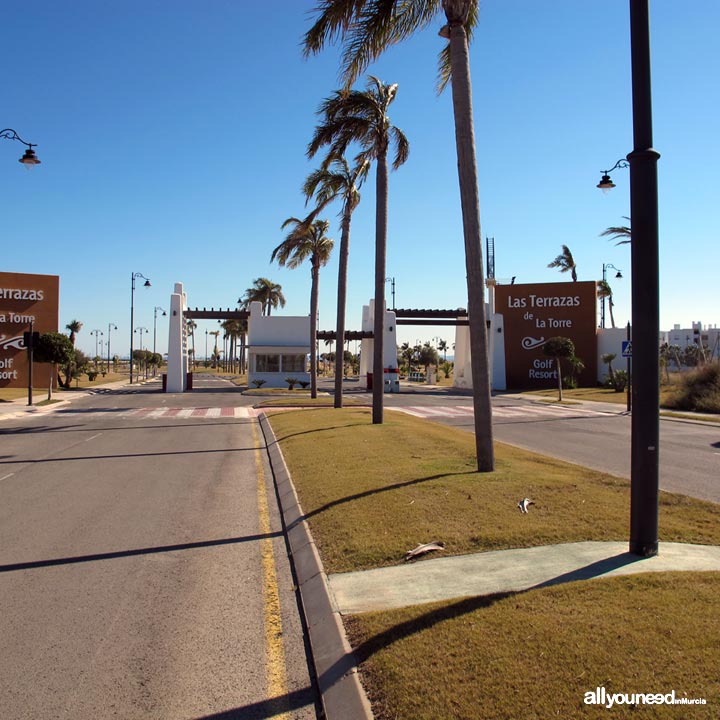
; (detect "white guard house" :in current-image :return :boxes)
[247,301,311,388]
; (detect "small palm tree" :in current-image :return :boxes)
[601,217,632,245]
[542,336,575,401]
[309,76,409,424]
[241,278,286,316]
[272,217,334,399]
[548,245,578,282]
[65,319,83,346]
[303,156,369,408]
[601,352,617,386]
[596,280,617,329]
[186,319,197,368]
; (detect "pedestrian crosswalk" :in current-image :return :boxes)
[120,406,254,419]
[389,404,610,420]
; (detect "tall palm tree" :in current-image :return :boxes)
[241,278,286,316]
[548,245,578,282]
[65,319,83,346]
[596,280,617,328]
[272,217,334,399]
[303,0,496,470]
[601,217,632,245]
[308,76,409,424]
[303,156,370,408]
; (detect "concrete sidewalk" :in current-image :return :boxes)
[327,541,720,614]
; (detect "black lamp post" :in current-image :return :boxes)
[1,128,41,166]
[598,0,660,557]
[130,273,151,384]
[91,329,103,363]
[153,306,167,357]
[135,327,149,379]
[107,323,117,373]
[600,264,623,329]
[384,277,396,310]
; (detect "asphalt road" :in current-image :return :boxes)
[0,376,318,720]
[333,380,720,504]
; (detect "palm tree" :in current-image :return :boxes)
[241,278,286,316]
[272,217,334,398]
[596,280,617,328]
[437,339,448,361]
[209,330,220,369]
[601,217,632,245]
[65,319,83,346]
[548,245,578,282]
[303,156,370,408]
[186,319,197,368]
[304,0,496,470]
[308,76,409,424]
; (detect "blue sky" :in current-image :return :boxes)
[3,1,718,359]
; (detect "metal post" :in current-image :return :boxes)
[130,273,135,384]
[628,0,660,557]
[601,265,607,329]
[27,321,34,406]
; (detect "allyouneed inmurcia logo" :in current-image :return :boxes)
[584,687,707,708]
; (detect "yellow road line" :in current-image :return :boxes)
[252,419,291,718]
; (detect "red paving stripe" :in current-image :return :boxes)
[191,408,208,417]
[221,407,235,417]
[164,408,182,417]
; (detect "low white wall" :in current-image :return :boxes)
[597,327,629,383]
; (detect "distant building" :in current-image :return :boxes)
[661,322,720,358]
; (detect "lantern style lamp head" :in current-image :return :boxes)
[1,128,41,168]
[144,279,151,288]
[597,159,629,194]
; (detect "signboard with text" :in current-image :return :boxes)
[495,281,597,390]
[0,272,60,388]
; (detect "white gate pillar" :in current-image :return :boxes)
[166,282,188,392]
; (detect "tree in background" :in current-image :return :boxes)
[548,245,578,282]
[303,156,369,408]
[34,332,75,391]
[241,278,285,316]
[273,217,334,398]
[542,336,576,401]
[308,75,409,424]
[596,280,617,328]
[304,0,495,470]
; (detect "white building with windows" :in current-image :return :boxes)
[662,322,720,357]
[246,301,310,388]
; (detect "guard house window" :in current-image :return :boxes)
[282,354,306,372]
[255,354,280,372]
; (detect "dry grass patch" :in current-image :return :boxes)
[267,409,720,574]
[523,387,628,404]
[345,573,720,720]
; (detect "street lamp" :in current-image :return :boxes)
[153,306,167,357]
[90,329,104,364]
[597,159,629,193]
[107,323,118,373]
[384,277,396,310]
[205,329,208,363]
[130,272,151,384]
[135,327,149,379]
[1,128,41,167]
[598,1,660,557]
[600,264,623,329]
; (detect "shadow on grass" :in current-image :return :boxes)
[300,471,472,523]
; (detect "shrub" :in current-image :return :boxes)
[299,381,310,389]
[605,369,628,392]
[285,377,298,390]
[664,364,720,413]
[251,379,267,388]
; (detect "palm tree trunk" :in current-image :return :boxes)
[372,147,389,424]
[447,16,495,471]
[556,357,563,401]
[310,260,320,399]
[334,208,352,408]
[609,296,616,329]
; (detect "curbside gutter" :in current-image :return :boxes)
[259,412,374,720]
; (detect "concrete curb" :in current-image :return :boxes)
[258,412,374,720]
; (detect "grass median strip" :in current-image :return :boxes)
[266,408,720,575]
[267,408,720,719]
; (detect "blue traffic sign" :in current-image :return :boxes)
[621,341,632,358]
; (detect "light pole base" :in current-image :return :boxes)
[629,541,658,558]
